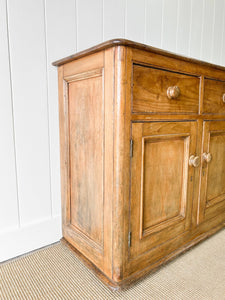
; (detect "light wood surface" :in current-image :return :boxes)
[129,121,196,260]
[204,79,225,114]
[53,39,225,72]
[69,72,104,249]
[56,39,225,289]
[198,121,225,223]
[132,64,199,113]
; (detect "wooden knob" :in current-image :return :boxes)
[167,86,180,100]
[222,93,225,103]
[189,155,200,168]
[202,152,212,163]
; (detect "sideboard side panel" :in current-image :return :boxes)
[69,73,104,248]
[59,52,107,271]
[58,65,69,233]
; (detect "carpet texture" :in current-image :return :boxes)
[1,229,225,300]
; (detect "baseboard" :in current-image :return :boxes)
[0,215,62,262]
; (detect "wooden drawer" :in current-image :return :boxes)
[132,64,200,114]
[203,78,225,114]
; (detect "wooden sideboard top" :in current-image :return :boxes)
[52,38,225,72]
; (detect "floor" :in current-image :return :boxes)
[1,228,225,300]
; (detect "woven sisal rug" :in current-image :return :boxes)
[1,228,225,299]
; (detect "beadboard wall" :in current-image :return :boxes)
[1,0,225,262]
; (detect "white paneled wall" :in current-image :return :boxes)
[0,0,18,233]
[8,0,51,225]
[1,0,225,262]
[176,0,191,56]
[103,0,125,39]
[146,0,163,47]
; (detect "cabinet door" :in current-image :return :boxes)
[199,121,225,223]
[129,121,197,259]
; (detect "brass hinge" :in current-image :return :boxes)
[130,139,133,157]
[128,231,132,248]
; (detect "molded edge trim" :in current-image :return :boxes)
[52,38,225,72]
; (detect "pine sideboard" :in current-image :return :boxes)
[53,39,225,290]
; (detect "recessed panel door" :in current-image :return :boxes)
[198,121,225,223]
[129,121,197,260]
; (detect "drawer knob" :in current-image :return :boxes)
[189,155,200,168]
[167,86,180,100]
[223,93,225,103]
[202,152,212,163]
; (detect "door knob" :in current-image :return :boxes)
[222,93,225,103]
[167,86,180,99]
[202,152,212,163]
[189,155,200,167]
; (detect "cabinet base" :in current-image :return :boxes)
[61,222,225,291]
[61,238,120,291]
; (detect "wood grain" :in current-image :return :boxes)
[198,120,225,223]
[52,38,225,73]
[129,121,196,259]
[69,74,104,248]
[102,48,115,278]
[55,39,225,288]
[58,65,70,229]
[203,78,225,114]
[112,46,128,282]
[58,53,106,273]
[142,136,186,229]
[132,64,200,113]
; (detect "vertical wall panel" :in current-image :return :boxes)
[146,0,163,48]
[125,0,145,42]
[161,0,178,52]
[189,0,204,59]
[0,0,18,232]
[77,0,103,51]
[7,0,51,225]
[201,0,215,62]
[103,0,125,40]
[211,0,224,65]
[44,0,76,217]
[176,0,191,56]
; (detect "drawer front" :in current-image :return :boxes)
[132,64,200,114]
[203,78,225,114]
